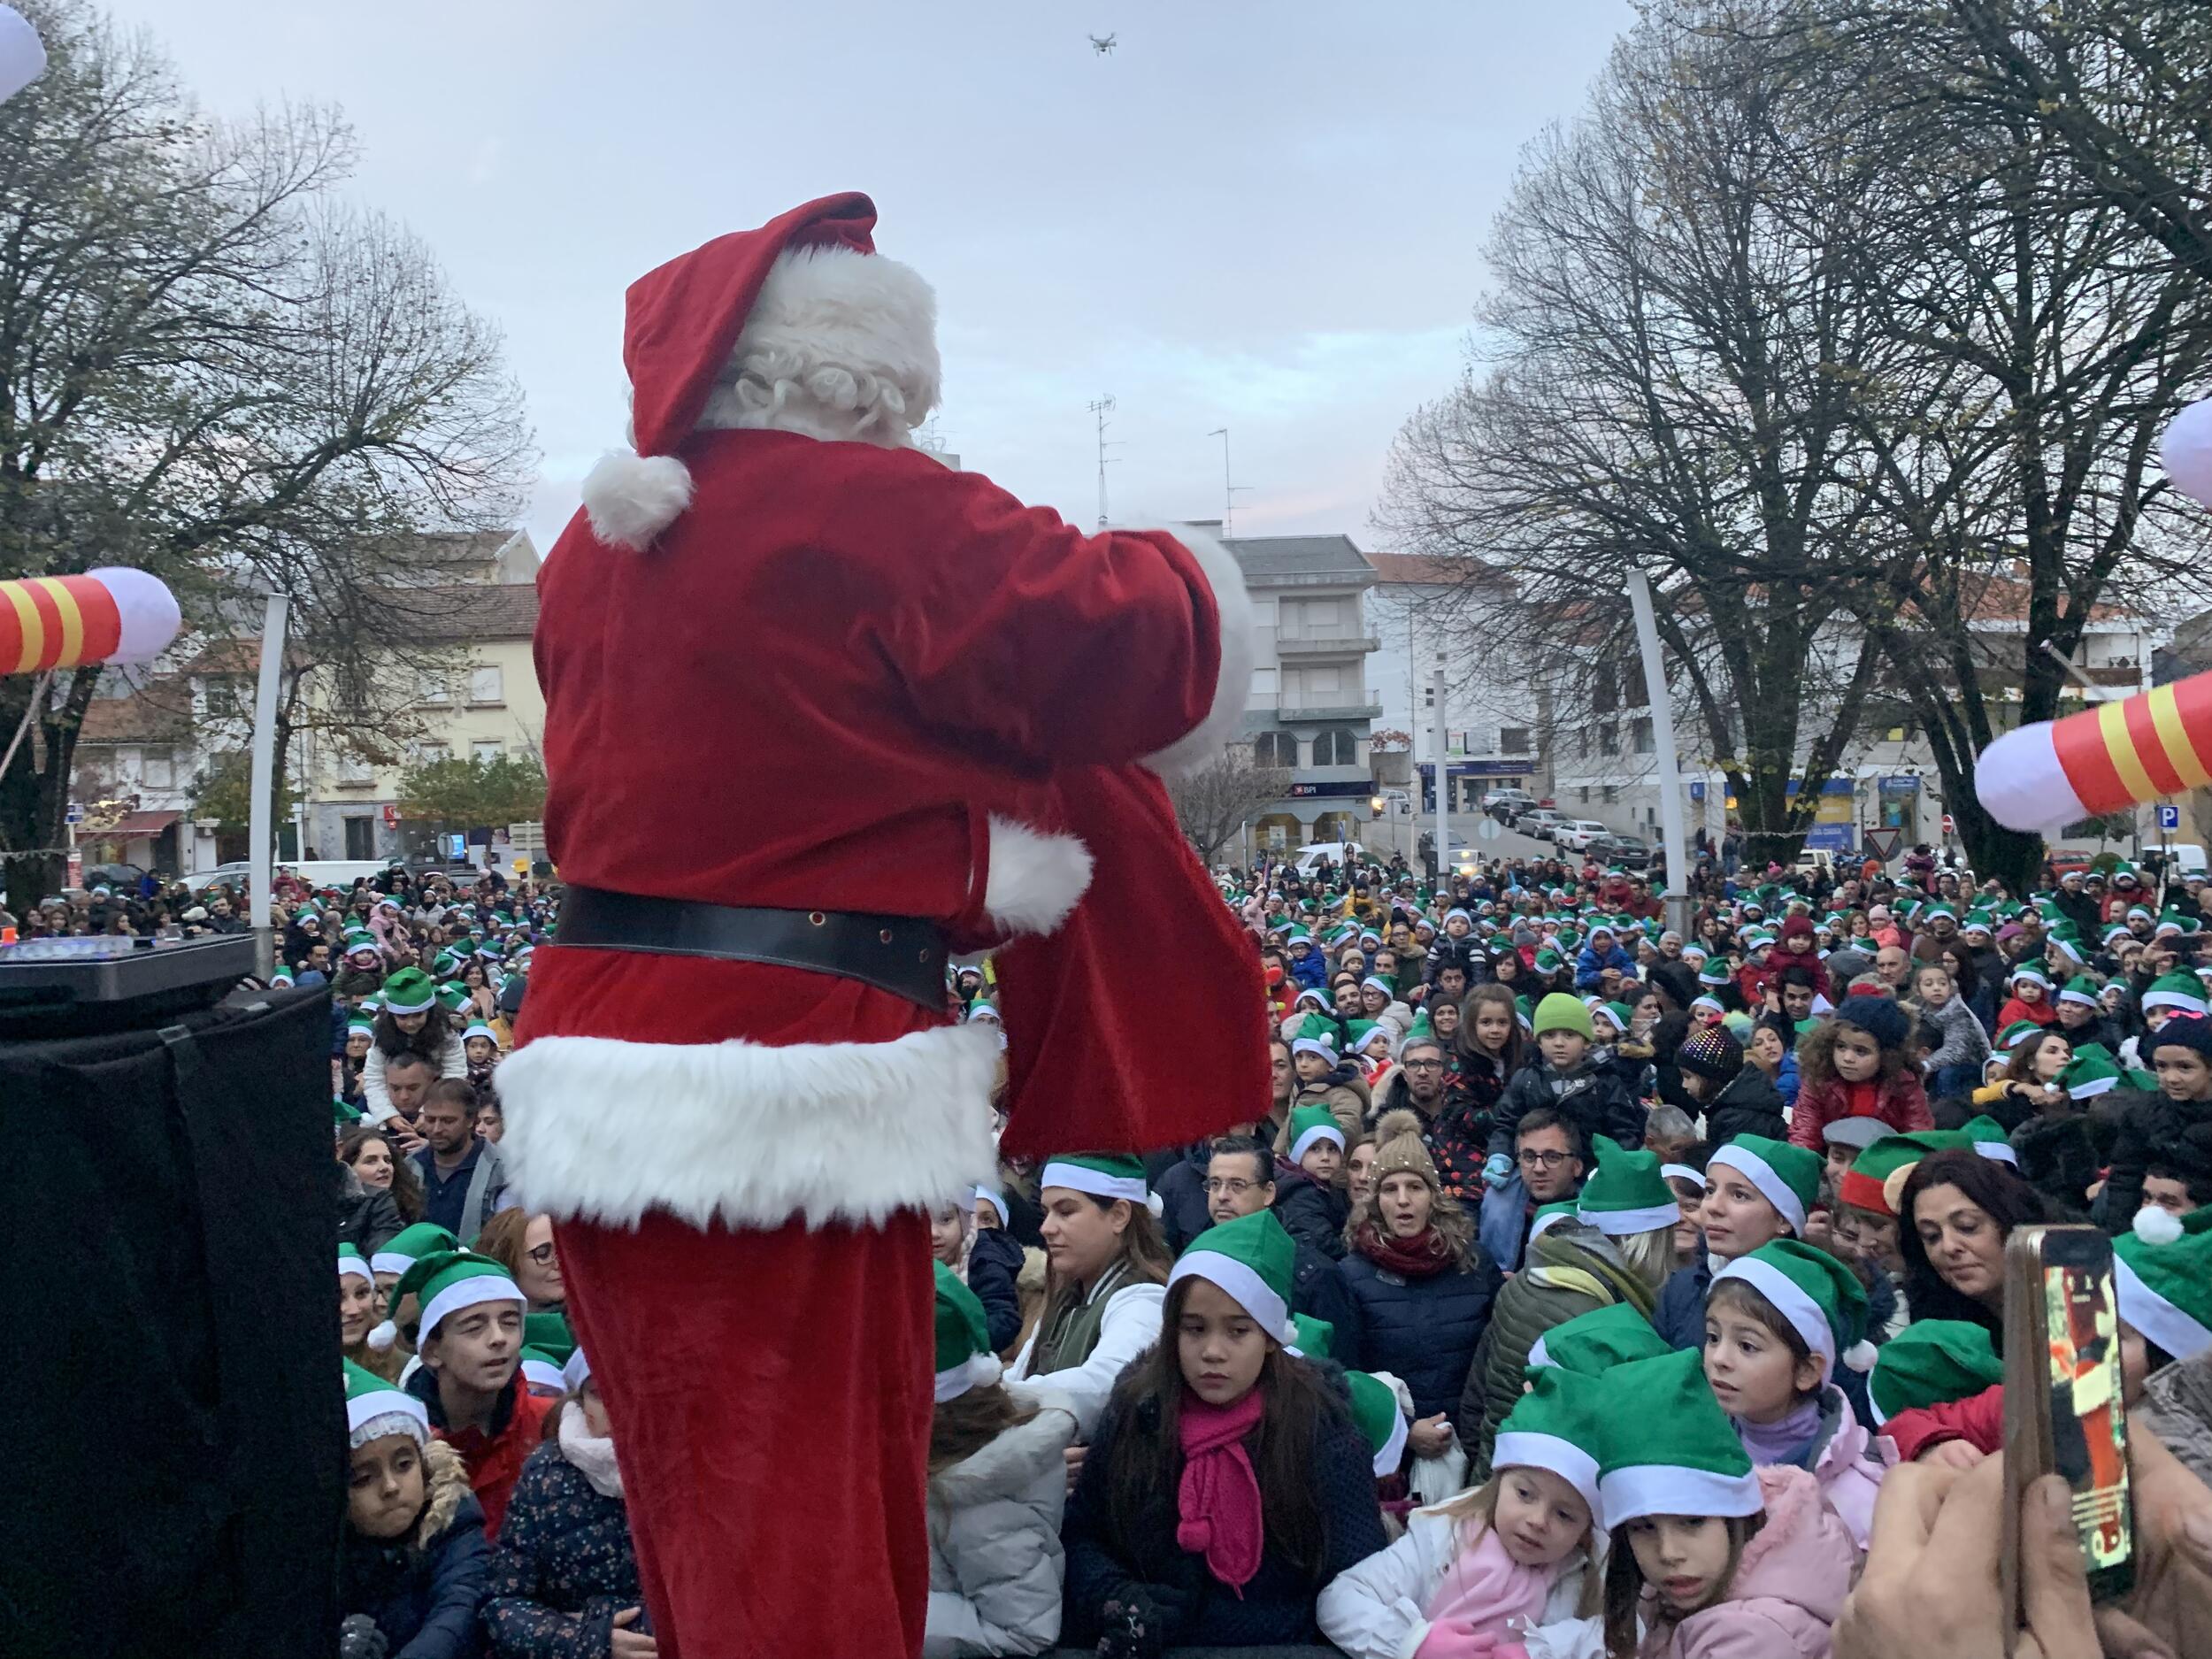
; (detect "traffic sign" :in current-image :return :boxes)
[2160,803,2181,832]
[1941,813,1955,836]
[1476,816,1502,841]
[1690,781,1706,802]
[1863,827,1902,862]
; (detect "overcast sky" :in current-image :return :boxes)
[104,1,1634,555]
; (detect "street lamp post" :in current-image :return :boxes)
[1625,569,1691,939]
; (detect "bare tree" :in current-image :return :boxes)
[1163,748,1295,869]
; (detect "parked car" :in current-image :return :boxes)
[1554,819,1612,853]
[181,861,255,895]
[1588,833,1652,870]
[1482,788,1536,821]
[1517,808,1568,841]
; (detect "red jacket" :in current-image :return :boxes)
[1882,1382,2002,1463]
[1788,1072,1932,1149]
[1995,995,2058,1031]
[414,1371,553,1540]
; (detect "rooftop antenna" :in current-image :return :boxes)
[1208,427,1252,536]
[1088,396,1118,527]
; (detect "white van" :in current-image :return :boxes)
[282,859,397,888]
[1292,841,1366,877]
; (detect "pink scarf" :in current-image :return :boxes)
[1176,1387,1267,1592]
[1420,1525,1552,1641]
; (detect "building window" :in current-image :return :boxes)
[1500,726,1532,755]
[141,750,173,788]
[1578,786,1591,803]
[342,816,377,860]
[1602,785,1618,804]
[1254,732,1297,767]
[1632,717,1654,754]
[1314,728,1356,766]
[1598,724,1618,757]
[1463,727,1495,757]
[1577,728,1591,760]
[469,664,504,706]
[472,741,503,764]
[419,672,449,704]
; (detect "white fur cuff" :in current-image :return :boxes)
[582,449,695,549]
[982,815,1094,934]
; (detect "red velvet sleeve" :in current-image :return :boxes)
[1885,1384,2005,1462]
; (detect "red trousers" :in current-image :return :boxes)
[560,1210,933,1659]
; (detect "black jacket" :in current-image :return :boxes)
[1333,1246,1504,1421]
[1705,1067,1788,1148]
[1061,1385,1388,1650]
[1486,1061,1647,1161]
[966,1226,1026,1355]
[1272,1164,1350,1261]
[336,1164,403,1258]
[2096,1087,2212,1233]
[1155,1143,1214,1256]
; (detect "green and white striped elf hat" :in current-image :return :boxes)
[1866,1319,2001,1426]
[375,1249,523,1354]
[1526,1302,1671,1375]
[1286,1104,1346,1165]
[378,966,437,1015]
[933,1261,1002,1402]
[1167,1209,1299,1345]
[1595,1348,1763,1526]
[2114,1205,2212,1363]
[338,1242,373,1285]
[369,1222,459,1281]
[1494,1364,1610,1526]
[344,1359,428,1450]
[1995,1019,2044,1050]
[1712,1239,1877,1381]
[1576,1136,1679,1237]
[2143,972,2209,1017]
[1706,1133,1822,1236]
[2056,975,2103,1010]
[1345,1369,1410,1477]
[1039,1153,1161,1216]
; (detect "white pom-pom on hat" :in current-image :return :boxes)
[582,450,695,550]
[1840,1340,1880,1375]
[365,1319,398,1353]
[2134,1204,2186,1247]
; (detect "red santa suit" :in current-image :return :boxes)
[499,193,1264,1659]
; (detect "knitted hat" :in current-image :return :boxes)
[2148,1013,2212,1059]
[1494,1366,1610,1525]
[1866,1320,2002,1426]
[1712,1240,1877,1380]
[1576,1136,1678,1236]
[2113,1205,2212,1363]
[2142,972,2209,1017]
[1286,1104,1346,1164]
[1168,1209,1300,1345]
[1532,993,1594,1041]
[522,1310,576,1364]
[1831,993,1910,1050]
[1345,1369,1410,1477]
[375,1249,524,1353]
[1039,1153,1157,1216]
[1526,1302,1671,1375]
[1371,1109,1441,1192]
[1528,1199,1582,1242]
[933,1260,1003,1402]
[368,1222,459,1280]
[1676,1024,1745,1085]
[380,966,437,1015]
[338,1243,373,1285]
[344,1359,429,1451]
[1706,1133,1821,1234]
[1595,1348,1763,1526]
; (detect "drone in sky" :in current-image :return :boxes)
[1090,33,1117,55]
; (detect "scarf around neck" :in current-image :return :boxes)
[1732,1394,1823,1471]
[1176,1386,1267,1591]
[1421,1523,1552,1639]
[1355,1220,1456,1279]
[558,1401,625,1499]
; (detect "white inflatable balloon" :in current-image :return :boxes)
[2163,396,2212,511]
[0,6,42,105]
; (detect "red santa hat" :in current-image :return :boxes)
[581,191,941,550]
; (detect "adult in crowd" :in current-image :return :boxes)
[413,1079,510,1244]
[1479,1107,1589,1272]
[1200,1134,1356,1337]
[1897,1147,2050,1346]
[472,1210,565,1315]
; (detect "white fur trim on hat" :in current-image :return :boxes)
[1369,1391,1410,1478]
[582,449,695,550]
[2114,1254,2212,1363]
[1493,1430,1604,1527]
[520,1356,565,1393]
[1599,1463,1764,1530]
[1169,1249,1294,1348]
[348,1398,430,1451]
[419,1275,526,1344]
[1039,1160,1152,1209]
[561,1348,593,1393]
[1579,1199,1682,1237]
[496,1021,1001,1230]
[1289,1120,1347,1164]
[933,1349,1004,1403]
[1715,1255,1836,1379]
[339,1252,374,1284]
[1707,1141,1808,1235]
[1662,1164,1709,1191]
[982,815,1094,935]
[1137,521,1257,780]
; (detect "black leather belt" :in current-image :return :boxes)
[551,887,949,1014]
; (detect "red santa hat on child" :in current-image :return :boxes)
[581,191,941,550]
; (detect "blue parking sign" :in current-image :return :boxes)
[2160,803,2181,832]
[1690,781,1706,802]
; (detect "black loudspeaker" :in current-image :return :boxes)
[0,985,342,1656]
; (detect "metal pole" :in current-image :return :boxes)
[248,593,288,980]
[1432,666,1449,887]
[1625,569,1691,938]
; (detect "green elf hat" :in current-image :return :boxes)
[334,1096,363,1128]
[933,1260,1003,1402]
[1838,1133,1949,1217]
[1038,1153,1159,1217]
[1532,946,1565,975]
[1698,961,1733,987]
[344,1359,429,1450]
[2058,1044,2154,1101]
[1286,1104,1347,1164]
[1527,1199,1582,1243]
[1290,1015,1340,1066]
[1494,1364,1611,1525]
[338,1242,373,1284]
[1713,1239,1877,1380]
[269,964,295,987]
[379,966,437,1015]
[522,1310,576,1364]
[1962,909,1995,938]
[346,1015,375,1039]
[1956,1116,2022,1167]
[1995,1019,2044,1050]
[369,1222,460,1280]
[2114,1205,2212,1363]
[2102,922,2135,950]
[1576,1136,1679,1236]
[1706,1133,1822,1235]
[1345,1369,1410,1477]
[2057,975,2103,1010]
[1867,1320,2002,1426]
[437,984,470,1015]
[518,1348,566,1394]
[1167,1209,1300,1345]
[2045,923,2087,966]
[2143,972,2209,1017]
[1287,1313,1337,1360]
[1526,1302,1671,1375]
[1595,1348,1763,1525]
[373,1249,523,1353]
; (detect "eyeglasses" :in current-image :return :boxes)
[1202,1177,1263,1196]
[526,1241,557,1266]
[1517,1149,1577,1171]
[1402,1059,1446,1071]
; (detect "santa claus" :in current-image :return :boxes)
[498,192,1264,1657]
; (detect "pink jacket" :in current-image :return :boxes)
[1637,1466,1854,1659]
[1805,1387,1890,1553]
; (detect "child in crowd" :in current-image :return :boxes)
[1994,965,2057,1032]
[362,968,467,1125]
[922,1263,1080,1656]
[1654,1134,1819,1350]
[1272,1105,1351,1261]
[962,1183,1027,1356]
[1284,1024,1374,1147]
[1702,1241,1887,1549]
[2104,1008,2212,1229]
[1486,995,1647,1187]
[1676,1025,1787,1146]
[462,1022,501,1101]
[1319,1369,1608,1658]
[1787,996,1932,1151]
[1598,1348,1852,1659]
[1913,961,1990,1098]
[340,1362,490,1659]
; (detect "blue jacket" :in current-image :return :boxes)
[965,1225,1026,1355]
[1574,942,1635,990]
[483,1440,644,1658]
[1655,1259,1713,1351]
[340,1442,490,1659]
[1333,1246,1504,1420]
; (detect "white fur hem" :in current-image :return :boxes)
[495,1022,1001,1229]
[1142,522,1256,778]
[983,814,1093,934]
[582,449,695,549]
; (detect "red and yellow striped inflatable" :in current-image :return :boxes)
[0,568,180,675]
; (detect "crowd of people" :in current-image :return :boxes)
[60,840,2212,1656]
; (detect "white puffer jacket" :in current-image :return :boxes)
[923,1392,1080,1657]
[1318,1502,1589,1659]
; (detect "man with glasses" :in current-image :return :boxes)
[1486,1107,1589,1272]
[1196,1135,1355,1336]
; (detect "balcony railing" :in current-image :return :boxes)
[1277,633,1380,657]
[1278,689,1384,719]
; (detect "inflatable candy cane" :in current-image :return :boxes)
[0,569,182,675]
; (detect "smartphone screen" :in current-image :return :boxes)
[2038,1236,2133,1601]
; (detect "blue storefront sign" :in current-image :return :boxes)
[1414,760,1533,780]
[1805,825,1857,852]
